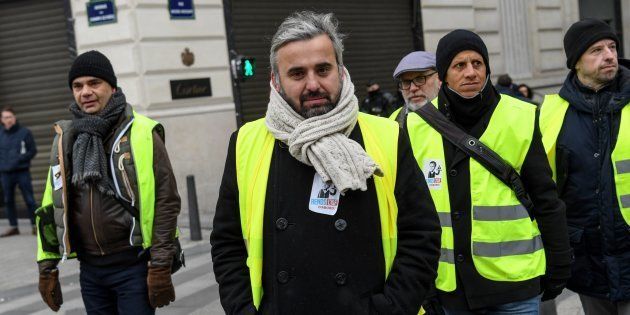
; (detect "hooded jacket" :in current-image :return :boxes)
[556,59,630,301]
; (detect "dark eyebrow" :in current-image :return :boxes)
[315,62,333,68]
[287,66,305,74]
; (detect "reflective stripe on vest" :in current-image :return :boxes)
[235,113,399,309]
[37,112,160,262]
[406,111,455,292]
[540,94,630,224]
[407,95,546,289]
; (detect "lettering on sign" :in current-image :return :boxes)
[170,78,212,100]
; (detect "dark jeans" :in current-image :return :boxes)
[443,295,541,315]
[80,260,155,315]
[0,170,36,227]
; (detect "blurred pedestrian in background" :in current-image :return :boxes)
[0,106,37,237]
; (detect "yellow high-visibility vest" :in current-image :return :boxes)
[235,113,400,309]
[37,112,161,261]
[540,94,630,224]
[406,95,546,291]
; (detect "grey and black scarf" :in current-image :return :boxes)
[70,89,127,195]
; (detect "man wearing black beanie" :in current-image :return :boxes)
[405,29,572,314]
[540,19,630,314]
[35,50,182,314]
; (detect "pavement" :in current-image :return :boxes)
[0,219,223,315]
[0,219,586,314]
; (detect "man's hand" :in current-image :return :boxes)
[147,265,175,308]
[39,268,63,312]
[541,264,571,301]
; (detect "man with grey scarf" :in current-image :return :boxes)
[211,11,441,315]
[36,50,181,314]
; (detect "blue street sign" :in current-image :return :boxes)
[169,0,195,20]
[86,0,117,26]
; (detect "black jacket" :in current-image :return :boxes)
[432,85,572,310]
[556,59,630,301]
[211,122,441,315]
[0,122,37,172]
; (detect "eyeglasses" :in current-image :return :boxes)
[399,72,437,90]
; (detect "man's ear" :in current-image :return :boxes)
[112,87,117,93]
[271,72,280,92]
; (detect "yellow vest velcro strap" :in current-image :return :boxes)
[616,160,630,174]
[473,235,543,257]
[437,212,452,227]
[622,195,630,208]
[440,248,455,264]
[473,205,530,221]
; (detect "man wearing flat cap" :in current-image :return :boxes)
[35,50,181,314]
[389,51,440,126]
[405,29,572,314]
[539,19,630,314]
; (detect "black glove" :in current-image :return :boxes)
[541,277,566,301]
[541,264,571,301]
[422,297,445,315]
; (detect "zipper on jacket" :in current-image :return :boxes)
[118,153,136,206]
[90,187,105,255]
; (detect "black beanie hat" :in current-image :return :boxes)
[436,29,490,81]
[68,50,117,89]
[564,19,619,70]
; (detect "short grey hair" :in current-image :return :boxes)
[270,11,345,79]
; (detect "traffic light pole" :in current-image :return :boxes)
[229,50,245,127]
[223,0,245,127]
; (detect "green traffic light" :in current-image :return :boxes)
[243,59,255,77]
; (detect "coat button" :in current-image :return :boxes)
[335,272,347,285]
[456,254,465,263]
[277,271,289,284]
[334,219,347,231]
[449,169,458,177]
[276,218,288,231]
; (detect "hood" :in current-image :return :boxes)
[559,58,630,114]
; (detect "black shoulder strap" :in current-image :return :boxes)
[416,104,535,218]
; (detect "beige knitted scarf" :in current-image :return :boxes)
[265,68,382,193]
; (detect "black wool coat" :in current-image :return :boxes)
[211,122,441,315]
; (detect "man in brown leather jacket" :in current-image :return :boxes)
[36,50,181,314]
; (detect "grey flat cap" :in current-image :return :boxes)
[393,51,437,79]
